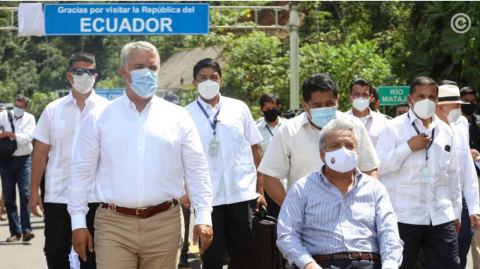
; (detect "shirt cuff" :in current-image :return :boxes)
[71,214,87,231]
[193,209,212,227]
[468,204,480,216]
[454,206,462,220]
[295,254,315,269]
[397,141,413,159]
[382,259,399,269]
[33,133,50,145]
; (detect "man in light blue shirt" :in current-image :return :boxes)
[277,117,403,269]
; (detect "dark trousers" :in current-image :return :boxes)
[295,260,381,269]
[180,205,190,258]
[44,202,98,269]
[458,197,474,269]
[0,155,32,236]
[264,190,281,219]
[398,221,460,269]
[201,199,255,269]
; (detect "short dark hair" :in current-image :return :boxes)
[69,52,96,71]
[193,58,222,80]
[409,76,438,95]
[460,86,478,98]
[302,73,338,102]
[259,93,281,108]
[396,102,409,108]
[437,80,457,86]
[15,94,29,107]
[349,78,373,95]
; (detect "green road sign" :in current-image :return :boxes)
[378,86,409,106]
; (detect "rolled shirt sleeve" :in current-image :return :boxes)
[33,108,51,145]
[180,109,213,227]
[68,112,101,231]
[242,102,263,146]
[258,124,291,180]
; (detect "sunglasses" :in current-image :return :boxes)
[70,68,97,76]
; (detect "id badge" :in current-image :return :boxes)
[209,140,220,156]
[421,167,430,183]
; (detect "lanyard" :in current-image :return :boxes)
[197,100,221,136]
[408,113,435,160]
[265,122,282,137]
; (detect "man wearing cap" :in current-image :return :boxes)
[376,76,462,269]
[435,83,480,269]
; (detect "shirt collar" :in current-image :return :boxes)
[121,90,156,110]
[260,116,284,129]
[300,112,311,126]
[347,108,372,118]
[319,166,362,189]
[196,93,222,110]
[407,108,439,130]
[66,89,100,105]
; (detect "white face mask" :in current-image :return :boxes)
[197,80,220,100]
[324,147,358,173]
[444,107,462,124]
[352,97,370,112]
[72,74,95,94]
[13,107,24,117]
[411,97,436,119]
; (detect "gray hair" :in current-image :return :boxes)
[15,94,29,107]
[120,41,160,68]
[319,117,359,151]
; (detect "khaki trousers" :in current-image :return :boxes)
[472,177,480,269]
[94,204,184,269]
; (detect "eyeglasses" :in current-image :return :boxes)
[70,68,97,76]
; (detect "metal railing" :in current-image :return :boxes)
[209,5,288,30]
[0,7,18,30]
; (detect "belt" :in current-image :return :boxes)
[313,252,381,262]
[100,199,178,219]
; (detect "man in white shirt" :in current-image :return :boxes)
[259,73,380,208]
[376,76,462,269]
[185,58,265,269]
[346,78,389,147]
[69,42,213,269]
[0,94,36,242]
[29,52,110,269]
[435,82,480,269]
[256,93,286,219]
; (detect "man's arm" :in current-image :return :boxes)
[69,113,101,262]
[10,114,36,144]
[180,110,213,254]
[29,140,50,217]
[277,180,315,269]
[363,169,379,180]
[251,144,267,212]
[447,135,462,226]
[264,174,287,206]
[374,182,404,269]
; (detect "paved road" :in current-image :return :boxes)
[0,207,473,269]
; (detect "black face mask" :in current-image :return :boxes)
[461,103,477,115]
[263,109,280,122]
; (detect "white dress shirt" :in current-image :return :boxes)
[256,116,286,156]
[376,109,462,225]
[346,108,389,147]
[33,91,110,204]
[185,95,263,206]
[258,112,380,191]
[68,93,213,230]
[0,110,35,156]
[452,116,480,215]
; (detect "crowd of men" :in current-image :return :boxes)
[0,40,480,269]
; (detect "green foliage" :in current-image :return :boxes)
[29,91,58,120]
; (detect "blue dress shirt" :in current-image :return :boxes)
[276,167,403,269]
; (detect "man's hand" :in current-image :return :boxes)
[454,219,461,235]
[0,131,5,139]
[193,224,213,254]
[471,149,480,162]
[471,214,480,230]
[304,262,322,269]
[255,194,267,213]
[407,133,431,152]
[28,192,44,217]
[72,228,93,262]
[180,194,191,209]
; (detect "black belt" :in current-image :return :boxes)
[12,154,30,159]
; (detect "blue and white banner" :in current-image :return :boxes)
[44,3,209,35]
[95,89,124,100]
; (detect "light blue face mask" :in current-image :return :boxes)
[125,68,158,98]
[308,105,337,128]
[13,107,24,117]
